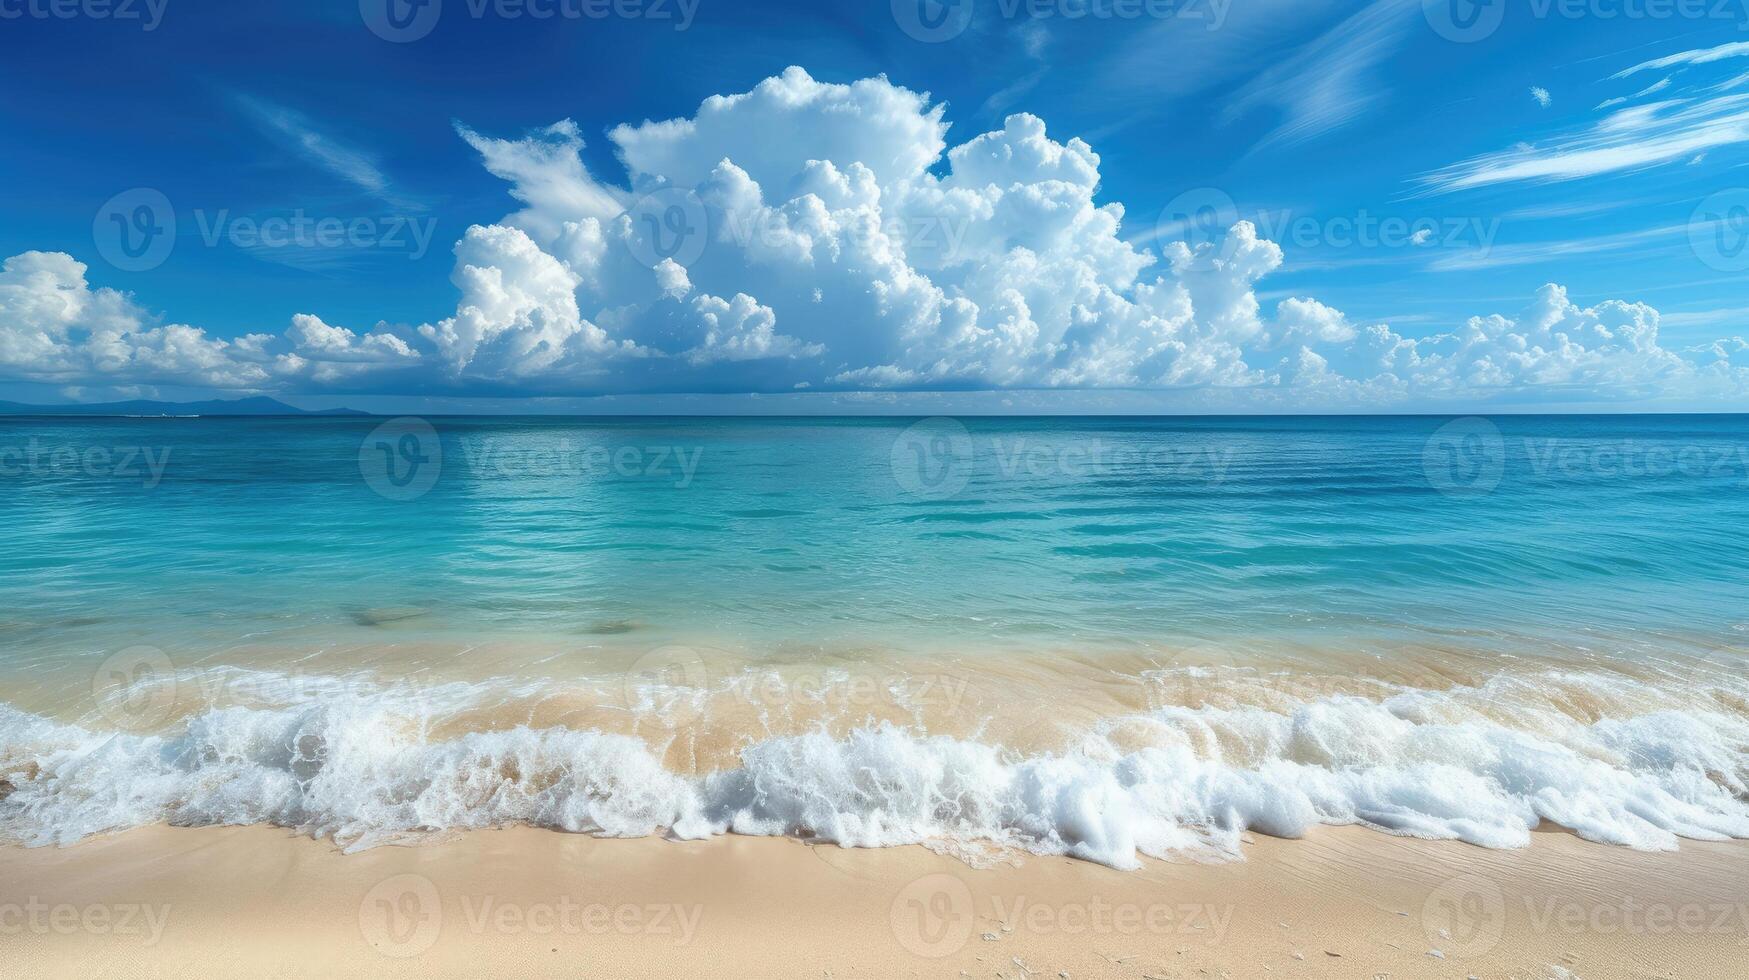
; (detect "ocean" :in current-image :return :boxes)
[3,415,1748,866]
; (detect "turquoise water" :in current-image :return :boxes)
[4,415,1749,863]
[3,415,1747,655]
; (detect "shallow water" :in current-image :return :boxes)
[2,415,1747,865]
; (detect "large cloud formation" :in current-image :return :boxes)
[4,67,1746,408]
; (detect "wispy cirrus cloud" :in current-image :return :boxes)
[1083,0,1337,138]
[1421,94,1749,192]
[1426,38,1749,194]
[1427,222,1692,272]
[977,22,1053,121]
[234,95,415,209]
[1596,77,1669,110]
[1664,305,1749,329]
[1224,0,1418,150]
[1614,40,1749,78]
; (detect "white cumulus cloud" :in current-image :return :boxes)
[2,68,1746,411]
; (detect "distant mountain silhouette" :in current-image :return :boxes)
[0,396,369,417]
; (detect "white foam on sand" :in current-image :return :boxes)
[3,666,1748,868]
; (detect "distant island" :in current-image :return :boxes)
[0,396,370,417]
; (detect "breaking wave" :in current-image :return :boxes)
[5,662,1749,868]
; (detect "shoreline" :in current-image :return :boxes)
[8,641,1749,865]
[4,825,1747,977]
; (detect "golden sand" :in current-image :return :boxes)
[3,824,1746,978]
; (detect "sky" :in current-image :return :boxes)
[2,0,1749,413]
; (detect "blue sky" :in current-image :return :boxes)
[2,0,1748,412]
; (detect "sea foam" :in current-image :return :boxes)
[3,667,1748,868]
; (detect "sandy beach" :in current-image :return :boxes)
[4,825,1746,978]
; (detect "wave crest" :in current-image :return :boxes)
[4,666,1749,868]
